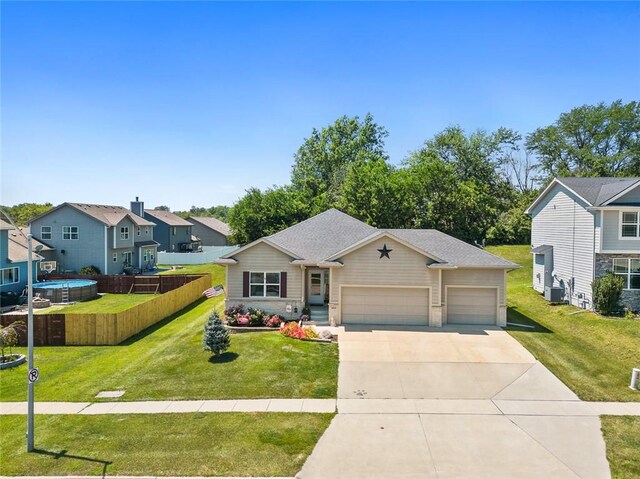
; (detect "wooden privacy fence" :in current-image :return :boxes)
[1,275,212,346]
[42,273,202,294]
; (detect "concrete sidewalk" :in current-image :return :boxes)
[0,398,336,415]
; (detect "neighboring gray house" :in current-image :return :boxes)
[138,204,199,253]
[214,209,517,327]
[526,177,640,311]
[1,220,43,299]
[187,216,230,246]
[29,203,159,275]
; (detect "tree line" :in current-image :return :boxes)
[228,100,640,245]
[3,100,638,244]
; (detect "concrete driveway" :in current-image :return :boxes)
[298,325,611,479]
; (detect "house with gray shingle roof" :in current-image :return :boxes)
[186,216,230,246]
[29,202,159,275]
[214,209,518,327]
[526,177,640,311]
[1,220,44,303]
[136,201,200,253]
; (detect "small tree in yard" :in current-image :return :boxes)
[0,321,25,361]
[202,311,230,357]
[592,273,625,316]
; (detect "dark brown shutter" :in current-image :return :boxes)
[280,272,287,298]
[243,271,249,297]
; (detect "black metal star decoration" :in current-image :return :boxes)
[377,244,392,259]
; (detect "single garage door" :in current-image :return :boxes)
[341,286,429,325]
[446,287,497,325]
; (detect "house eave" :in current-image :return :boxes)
[213,258,238,265]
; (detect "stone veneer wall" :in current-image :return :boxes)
[594,253,640,311]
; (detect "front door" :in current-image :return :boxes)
[307,269,325,305]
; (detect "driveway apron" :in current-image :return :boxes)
[298,325,610,479]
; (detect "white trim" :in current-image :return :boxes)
[62,225,79,240]
[326,231,444,262]
[0,266,20,285]
[612,257,640,291]
[444,285,500,326]
[338,284,432,326]
[40,226,52,240]
[601,250,640,254]
[525,178,592,215]
[120,226,130,240]
[601,180,640,205]
[618,210,640,240]
[249,271,281,298]
[104,226,109,273]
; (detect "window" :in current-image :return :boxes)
[1,267,19,285]
[122,252,132,265]
[137,227,141,236]
[62,226,79,240]
[143,248,155,262]
[621,212,640,238]
[613,258,640,290]
[120,227,129,240]
[145,227,149,235]
[172,227,177,235]
[113,253,118,263]
[250,272,280,297]
[41,226,52,240]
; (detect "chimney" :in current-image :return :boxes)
[131,197,144,217]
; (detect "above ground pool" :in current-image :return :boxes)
[33,280,98,303]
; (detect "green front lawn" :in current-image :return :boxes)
[0,413,333,477]
[601,416,640,479]
[157,263,225,286]
[0,296,338,401]
[486,245,640,402]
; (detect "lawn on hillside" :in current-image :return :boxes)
[157,263,225,286]
[0,295,338,402]
[486,245,640,402]
[0,413,333,477]
[40,293,156,314]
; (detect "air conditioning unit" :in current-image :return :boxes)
[545,286,564,303]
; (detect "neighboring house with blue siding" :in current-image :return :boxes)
[138,204,199,252]
[0,220,43,300]
[526,177,640,311]
[187,216,231,246]
[29,203,159,275]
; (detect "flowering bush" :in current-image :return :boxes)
[265,315,284,328]
[224,304,246,326]
[248,308,266,326]
[280,321,318,340]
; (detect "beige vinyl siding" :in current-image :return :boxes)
[331,237,439,305]
[226,242,302,302]
[530,183,596,308]
[601,209,640,252]
[441,269,505,305]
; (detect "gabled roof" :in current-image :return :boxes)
[29,203,155,227]
[187,216,230,236]
[526,177,640,214]
[265,208,377,262]
[144,209,193,227]
[221,208,517,269]
[0,220,13,230]
[6,229,46,262]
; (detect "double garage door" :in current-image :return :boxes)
[340,286,498,326]
[446,287,497,325]
[341,286,429,325]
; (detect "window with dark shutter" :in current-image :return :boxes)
[243,271,249,297]
[280,272,287,298]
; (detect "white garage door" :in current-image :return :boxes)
[341,287,429,325]
[447,287,497,325]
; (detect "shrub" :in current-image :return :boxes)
[592,273,625,316]
[0,321,25,360]
[265,315,283,328]
[302,306,311,316]
[202,311,230,357]
[223,304,245,326]
[247,307,266,326]
[80,265,101,275]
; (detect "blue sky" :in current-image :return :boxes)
[2,2,639,211]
